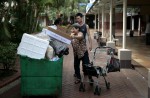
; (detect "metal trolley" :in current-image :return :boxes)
[79,46,114,95]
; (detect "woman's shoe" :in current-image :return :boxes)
[74,79,81,84]
[74,74,77,77]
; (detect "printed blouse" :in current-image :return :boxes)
[71,38,87,59]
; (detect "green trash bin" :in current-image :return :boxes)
[20,56,63,96]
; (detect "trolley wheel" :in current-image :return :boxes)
[79,83,85,92]
[106,82,110,89]
[89,79,94,86]
[94,85,101,96]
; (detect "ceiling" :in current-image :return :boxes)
[88,0,150,15]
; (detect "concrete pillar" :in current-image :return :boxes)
[138,17,141,31]
[102,6,104,37]
[129,14,134,37]
[109,0,113,41]
[101,6,107,44]
[118,0,132,68]
[95,14,97,31]
[112,7,116,38]
[138,17,141,36]
[107,0,115,49]
[122,0,127,49]
[98,8,100,31]
[132,18,134,31]
[130,14,132,30]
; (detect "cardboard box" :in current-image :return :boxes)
[45,27,71,44]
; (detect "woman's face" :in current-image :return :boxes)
[71,27,79,34]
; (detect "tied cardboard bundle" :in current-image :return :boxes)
[45,27,71,44]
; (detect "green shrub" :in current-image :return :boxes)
[0,42,17,70]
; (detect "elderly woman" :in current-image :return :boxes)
[70,23,92,84]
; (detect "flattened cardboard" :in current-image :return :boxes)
[45,27,71,44]
[47,27,71,40]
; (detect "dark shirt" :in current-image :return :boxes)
[80,24,87,39]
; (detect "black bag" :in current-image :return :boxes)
[107,57,120,72]
[82,64,99,78]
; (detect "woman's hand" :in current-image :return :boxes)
[70,33,75,39]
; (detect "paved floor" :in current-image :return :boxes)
[0,29,149,98]
[59,30,148,98]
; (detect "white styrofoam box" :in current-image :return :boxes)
[17,33,49,59]
[45,29,71,44]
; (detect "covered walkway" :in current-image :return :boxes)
[59,29,148,98]
[0,29,149,98]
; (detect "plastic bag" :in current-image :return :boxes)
[49,38,69,58]
[45,45,54,60]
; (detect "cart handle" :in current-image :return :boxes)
[93,46,114,59]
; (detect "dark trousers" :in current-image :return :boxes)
[146,33,150,45]
[74,51,90,79]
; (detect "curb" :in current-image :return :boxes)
[0,73,20,89]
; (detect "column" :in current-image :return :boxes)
[95,14,97,31]
[129,13,134,37]
[101,5,107,45]
[106,0,115,49]
[118,0,132,68]
[112,7,116,38]
[98,8,100,31]
[123,0,127,49]
[94,13,98,40]
[109,0,113,41]
[132,18,134,31]
[138,17,141,36]
[102,6,104,37]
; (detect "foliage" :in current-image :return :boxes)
[0,0,89,71]
[0,0,89,39]
[45,0,89,22]
[0,42,17,70]
[0,0,50,44]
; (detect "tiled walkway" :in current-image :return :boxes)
[59,30,148,98]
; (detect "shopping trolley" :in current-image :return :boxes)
[79,46,115,95]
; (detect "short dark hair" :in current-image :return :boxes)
[54,18,62,25]
[75,13,83,18]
